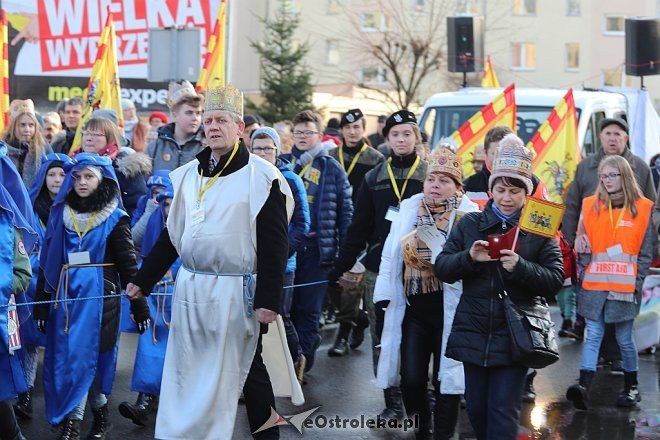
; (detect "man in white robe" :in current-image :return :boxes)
[127,85,293,439]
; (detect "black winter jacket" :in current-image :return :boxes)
[434,200,563,367]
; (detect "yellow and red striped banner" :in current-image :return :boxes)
[196,0,227,92]
[70,10,123,155]
[0,10,9,134]
[529,89,580,203]
[481,55,500,88]
[451,83,517,178]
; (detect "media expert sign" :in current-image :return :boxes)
[37,0,216,72]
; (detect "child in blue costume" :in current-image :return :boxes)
[119,189,180,427]
[12,153,73,420]
[0,143,37,440]
[33,153,151,440]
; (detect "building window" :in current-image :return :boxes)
[325,40,339,65]
[454,0,481,15]
[566,0,580,16]
[511,42,535,70]
[565,43,579,71]
[513,0,536,15]
[360,66,387,84]
[604,15,625,35]
[327,0,341,15]
[360,12,388,32]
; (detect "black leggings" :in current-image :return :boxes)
[400,308,460,439]
[0,400,20,440]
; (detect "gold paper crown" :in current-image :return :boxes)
[10,99,35,119]
[427,147,463,183]
[167,80,197,109]
[205,84,243,117]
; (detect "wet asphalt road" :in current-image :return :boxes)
[15,306,660,439]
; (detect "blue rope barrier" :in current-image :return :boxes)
[0,279,330,309]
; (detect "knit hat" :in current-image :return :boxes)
[149,111,169,124]
[427,147,463,186]
[121,98,136,110]
[488,133,534,195]
[383,110,417,138]
[251,127,281,150]
[340,109,364,127]
[81,165,103,181]
[91,108,119,126]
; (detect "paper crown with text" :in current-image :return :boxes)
[427,147,463,184]
[205,84,244,117]
[167,80,197,109]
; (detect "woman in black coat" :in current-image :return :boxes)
[434,135,563,440]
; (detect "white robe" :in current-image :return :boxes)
[155,154,294,439]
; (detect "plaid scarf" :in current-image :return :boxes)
[402,192,462,296]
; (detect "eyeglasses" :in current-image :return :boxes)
[293,130,318,138]
[82,131,106,138]
[252,147,277,153]
[599,173,621,181]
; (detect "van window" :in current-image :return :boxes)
[582,111,605,156]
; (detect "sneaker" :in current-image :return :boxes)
[616,386,641,407]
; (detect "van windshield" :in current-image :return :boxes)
[420,105,580,148]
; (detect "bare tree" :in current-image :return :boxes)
[346,0,454,109]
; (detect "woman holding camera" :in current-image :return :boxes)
[434,135,563,440]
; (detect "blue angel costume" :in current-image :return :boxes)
[130,169,171,227]
[36,153,149,424]
[131,189,180,395]
[20,154,74,348]
[0,144,38,402]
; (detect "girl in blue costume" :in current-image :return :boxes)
[119,189,180,427]
[12,154,72,421]
[33,153,151,440]
[0,144,37,440]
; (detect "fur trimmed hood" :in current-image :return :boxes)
[116,151,152,178]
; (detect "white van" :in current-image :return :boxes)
[419,87,629,157]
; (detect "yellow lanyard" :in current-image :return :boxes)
[386,156,421,204]
[608,200,626,240]
[197,142,239,206]
[298,163,312,178]
[68,207,100,243]
[338,144,368,177]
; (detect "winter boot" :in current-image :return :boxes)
[566,369,594,410]
[13,387,33,420]
[328,322,351,356]
[379,386,404,420]
[119,393,157,427]
[349,310,369,349]
[57,419,81,440]
[558,319,573,337]
[88,404,113,439]
[521,370,537,403]
[616,371,641,407]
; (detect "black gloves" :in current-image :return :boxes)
[130,297,152,334]
[374,300,390,338]
[33,303,50,334]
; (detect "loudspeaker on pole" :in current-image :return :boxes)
[625,17,659,77]
[447,16,485,73]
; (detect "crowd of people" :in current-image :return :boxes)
[0,79,657,440]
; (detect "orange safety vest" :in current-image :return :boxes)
[581,195,653,293]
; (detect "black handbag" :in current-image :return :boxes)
[496,269,559,369]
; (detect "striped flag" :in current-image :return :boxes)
[8,294,21,353]
[528,89,580,203]
[481,55,500,88]
[451,83,517,178]
[0,10,9,134]
[69,10,123,155]
[196,0,227,92]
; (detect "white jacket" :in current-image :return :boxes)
[373,193,479,394]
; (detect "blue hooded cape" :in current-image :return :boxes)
[130,189,180,394]
[39,153,128,424]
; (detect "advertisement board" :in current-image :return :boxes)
[4,0,219,110]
